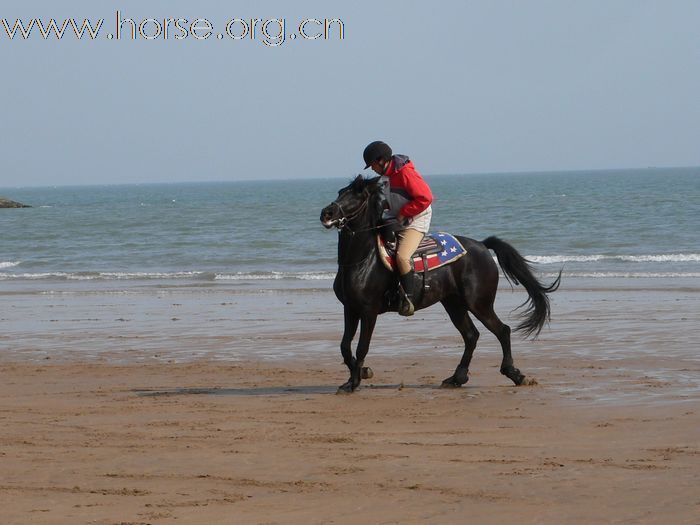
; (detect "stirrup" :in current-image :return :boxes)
[398,296,415,316]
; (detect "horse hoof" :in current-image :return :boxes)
[361,367,374,379]
[440,377,462,388]
[520,376,538,386]
[336,381,355,394]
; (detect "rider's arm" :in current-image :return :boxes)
[397,166,433,219]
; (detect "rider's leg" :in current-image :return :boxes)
[396,228,424,316]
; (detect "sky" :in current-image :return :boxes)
[1,0,699,187]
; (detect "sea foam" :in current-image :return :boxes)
[527,254,700,264]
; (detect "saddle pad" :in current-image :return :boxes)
[378,232,467,272]
[415,236,442,254]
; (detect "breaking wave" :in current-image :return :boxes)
[0,270,337,281]
[527,254,700,264]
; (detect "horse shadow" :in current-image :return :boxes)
[133,383,438,397]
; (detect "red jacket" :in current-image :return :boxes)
[385,155,433,218]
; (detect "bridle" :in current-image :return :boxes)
[329,190,383,236]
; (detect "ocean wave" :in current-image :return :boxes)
[214,271,336,281]
[527,254,700,264]
[0,271,212,281]
[0,261,21,269]
[540,272,700,278]
[0,270,337,282]
[1,268,698,282]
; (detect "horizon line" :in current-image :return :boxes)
[1,164,698,190]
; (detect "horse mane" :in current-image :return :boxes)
[348,174,382,192]
[341,175,385,226]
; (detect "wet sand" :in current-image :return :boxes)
[1,279,699,523]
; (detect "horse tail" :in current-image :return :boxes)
[482,236,561,338]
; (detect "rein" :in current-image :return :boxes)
[341,223,383,237]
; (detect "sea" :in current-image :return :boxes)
[1,167,699,287]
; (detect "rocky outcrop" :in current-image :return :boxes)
[0,197,31,208]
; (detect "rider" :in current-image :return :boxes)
[363,140,433,316]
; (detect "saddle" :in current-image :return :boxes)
[378,232,467,273]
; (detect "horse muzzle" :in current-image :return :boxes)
[320,203,341,229]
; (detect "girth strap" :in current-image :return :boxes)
[421,253,430,292]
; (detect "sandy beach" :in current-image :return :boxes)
[1,279,699,524]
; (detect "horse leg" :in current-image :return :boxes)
[471,304,529,386]
[440,299,479,388]
[354,314,377,389]
[338,313,377,393]
[337,308,359,393]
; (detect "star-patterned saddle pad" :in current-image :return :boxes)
[378,232,467,272]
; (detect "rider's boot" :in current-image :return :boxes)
[398,272,415,317]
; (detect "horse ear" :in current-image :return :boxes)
[351,174,368,192]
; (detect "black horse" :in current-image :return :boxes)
[320,175,561,394]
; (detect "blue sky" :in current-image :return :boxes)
[1,0,699,186]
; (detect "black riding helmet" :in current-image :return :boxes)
[363,141,392,169]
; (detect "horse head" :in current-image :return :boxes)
[320,175,386,231]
